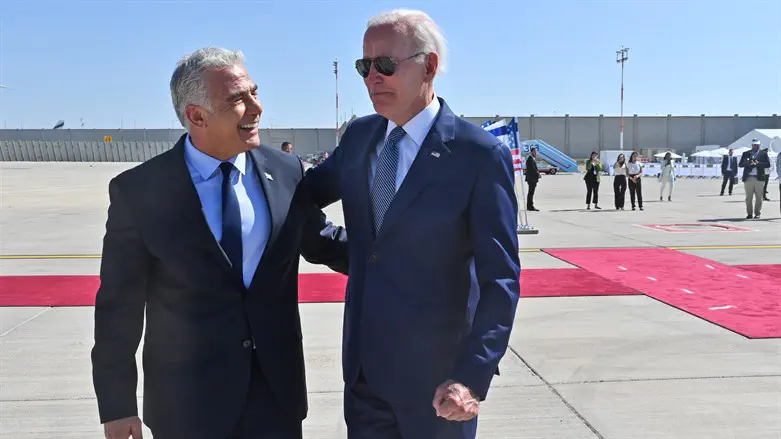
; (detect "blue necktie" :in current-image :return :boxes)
[371,126,406,234]
[219,162,243,277]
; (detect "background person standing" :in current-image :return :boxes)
[658,152,676,201]
[720,149,738,196]
[612,153,627,210]
[739,138,771,219]
[584,151,603,210]
[525,146,541,211]
[776,151,781,213]
[627,151,644,211]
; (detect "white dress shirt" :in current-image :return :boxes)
[369,96,441,190]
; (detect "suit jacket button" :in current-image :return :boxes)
[242,340,253,348]
[368,255,377,263]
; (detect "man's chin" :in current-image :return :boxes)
[238,130,260,147]
[371,102,393,119]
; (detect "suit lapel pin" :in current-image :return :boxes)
[264,172,274,181]
[431,151,440,158]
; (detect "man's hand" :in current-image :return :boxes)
[104,416,143,439]
[432,380,479,421]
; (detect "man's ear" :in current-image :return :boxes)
[425,52,439,77]
[185,105,208,129]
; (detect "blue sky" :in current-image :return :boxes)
[0,0,778,129]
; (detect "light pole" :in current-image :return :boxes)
[616,46,629,150]
[333,60,339,147]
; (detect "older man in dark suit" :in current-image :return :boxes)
[303,9,521,439]
[91,47,348,439]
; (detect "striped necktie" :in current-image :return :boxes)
[371,126,406,234]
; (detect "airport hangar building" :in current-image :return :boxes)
[1,113,779,163]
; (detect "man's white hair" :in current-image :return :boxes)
[367,9,447,75]
[170,47,245,129]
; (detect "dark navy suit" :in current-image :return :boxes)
[91,135,349,439]
[304,97,521,438]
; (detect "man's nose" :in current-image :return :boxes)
[247,96,263,114]
[366,64,384,82]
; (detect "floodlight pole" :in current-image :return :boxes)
[616,46,629,150]
[333,60,339,147]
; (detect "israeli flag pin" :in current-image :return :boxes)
[264,172,274,180]
[431,151,440,158]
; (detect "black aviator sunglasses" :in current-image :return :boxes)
[355,52,426,78]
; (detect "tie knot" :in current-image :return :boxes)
[388,126,406,144]
[219,161,234,178]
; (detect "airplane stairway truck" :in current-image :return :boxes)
[519,139,579,173]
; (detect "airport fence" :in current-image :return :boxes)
[0,140,174,162]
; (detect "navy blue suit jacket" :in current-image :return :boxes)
[304,97,521,403]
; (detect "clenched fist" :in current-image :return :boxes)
[432,379,479,421]
[104,416,143,439]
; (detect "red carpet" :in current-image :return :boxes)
[0,275,101,307]
[0,274,349,307]
[519,268,639,297]
[0,268,638,307]
[545,248,781,339]
[735,264,781,279]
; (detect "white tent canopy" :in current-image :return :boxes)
[691,148,728,158]
[726,129,781,152]
[654,151,682,159]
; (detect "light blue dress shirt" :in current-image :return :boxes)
[184,135,271,288]
[370,95,440,190]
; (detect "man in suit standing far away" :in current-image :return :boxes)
[91,47,348,439]
[720,148,738,196]
[303,9,521,439]
[525,146,541,211]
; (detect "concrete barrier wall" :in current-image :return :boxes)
[0,128,337,160]
[0,141,175,162]
[463,114,781,159]
[2,114,779,162]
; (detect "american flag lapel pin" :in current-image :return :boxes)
[431,151,440,158]
[264,172,274,180]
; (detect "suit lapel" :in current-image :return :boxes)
[245,147,289,293]
[166,136,234,275]
[351,118,388,245]
[373,98,456,245]
[248,147,284,250]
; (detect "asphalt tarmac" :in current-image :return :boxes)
[1,162,779,438]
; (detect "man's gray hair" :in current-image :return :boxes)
[366,9,447,75]
[170,47,245,128]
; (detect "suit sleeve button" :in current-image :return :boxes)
[242,340,253,348]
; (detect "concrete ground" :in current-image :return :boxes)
[1,161,780,438]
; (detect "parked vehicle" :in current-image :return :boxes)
[522,160,559,175]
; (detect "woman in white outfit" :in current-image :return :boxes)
[776,152,781,214]
[627,151,644,210]
[658,152,676,201]
[613,153,628,210]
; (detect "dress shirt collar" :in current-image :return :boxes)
[384,94,440,146]
[184,134,247,179]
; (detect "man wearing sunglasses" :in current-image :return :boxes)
[304,9,520,439]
